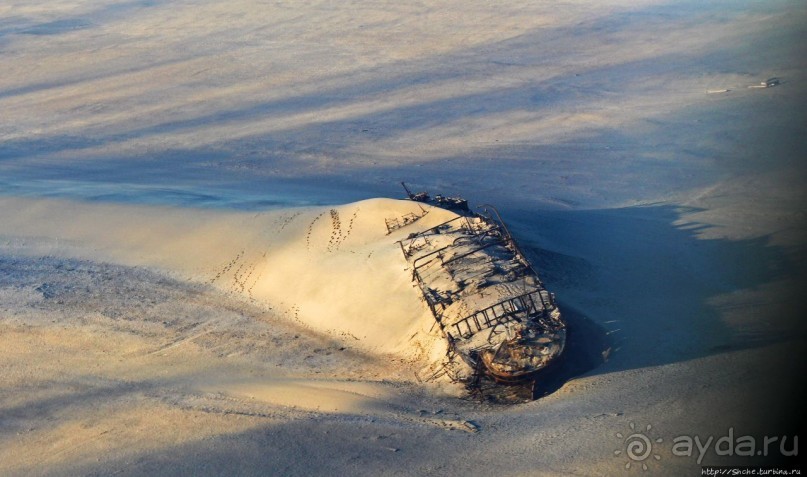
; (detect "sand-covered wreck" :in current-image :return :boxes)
[393,184,566,393]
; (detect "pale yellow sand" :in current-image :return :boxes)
[0,196,464,358]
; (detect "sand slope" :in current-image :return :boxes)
[0,196,463,357]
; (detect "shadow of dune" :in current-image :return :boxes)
[0,43,761,161]
[2,0,798,169]
[57,418,471,477]
[529,302,613,398]
[426,201,804,398]
[0,55,210,101]
[0,379,162,435]
[512,204,806,377]
[0,0,158,43]
[18,18,95,36]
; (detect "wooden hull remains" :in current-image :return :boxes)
[395,185,566,395]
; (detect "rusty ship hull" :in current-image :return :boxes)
[393,184,566,390]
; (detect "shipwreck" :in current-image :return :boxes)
[394,184,566,398]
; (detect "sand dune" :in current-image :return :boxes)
[0,196,464,359]
[0,196,493,474]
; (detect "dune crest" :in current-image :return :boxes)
[0,196,461,359]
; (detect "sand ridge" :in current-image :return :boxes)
[0,196,462,358]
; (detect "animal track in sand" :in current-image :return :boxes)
[231,262,246,290]
[232,259,264,295]
[210,250,244,284]
[305,208,359,253]
[344,209,359,240]
[275,211,302,234]
[305,213,325,251]
[209,249,268,297]
[326,209,343,252]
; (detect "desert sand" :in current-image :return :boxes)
[1,0,805,475]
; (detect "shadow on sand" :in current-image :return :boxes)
[511,203,805,393]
